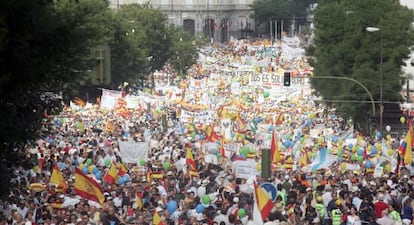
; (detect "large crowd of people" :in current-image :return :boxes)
[1,37,413,225]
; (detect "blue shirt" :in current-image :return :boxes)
[402,205,413,220]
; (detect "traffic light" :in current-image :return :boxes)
[283,72,291,86]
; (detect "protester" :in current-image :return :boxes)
[1,37,414,225]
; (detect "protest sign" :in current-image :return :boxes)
[119,141,149,164]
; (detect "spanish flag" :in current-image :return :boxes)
[153,211,164,225]
[49,164,67,193]
[401,119,413,165]
[270,130,281,164]
[206,125,220,142]
[104,162,118,184]
[74,168,104,204]
[136,192,143,210]
[186,147,199,178]
[118,162,128,176]
[146,170,152,184]
[253,181,273,221]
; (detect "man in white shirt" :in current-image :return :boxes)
[113,192,123,208]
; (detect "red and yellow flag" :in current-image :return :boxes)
[104,162,118,184]
[186,147,199,178]
[118,162,128,176]
[254,181,273,220]
[153,211,164,225]
[146,169,152,184]
[74,168,104,204]
[403,119,413,165]
[136,192,143,210]
[49,164,67,193]
[270,130,281,164]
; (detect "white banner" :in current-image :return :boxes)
[100,89,121,109]
[249,73,306,87]
[119,141,149,164]
[232,160,257,179]
[124,95,143,109]
[180,109,211,123]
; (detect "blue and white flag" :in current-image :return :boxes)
[311,147,336,171]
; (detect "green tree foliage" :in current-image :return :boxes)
[307,0,414,125]
[0,0,113,197]
[169,27,198,80]
[110,4,172,86]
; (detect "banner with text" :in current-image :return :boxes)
[119,141,149,164]
[100,89,122,109]
[232,160,257,179]
[180,109,211,123]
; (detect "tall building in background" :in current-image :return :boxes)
[109,0,255,42]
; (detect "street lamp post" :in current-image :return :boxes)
[366,26,383,134]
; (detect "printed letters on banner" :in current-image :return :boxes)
[232,160,257,179]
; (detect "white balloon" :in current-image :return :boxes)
[386,125,391,132]
[197,186,206,198]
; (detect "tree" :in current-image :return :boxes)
[0,0,113,197]
[110,4,172,87]
[109,4,199,89]
[307,0,414,128]
[169,27,199,80]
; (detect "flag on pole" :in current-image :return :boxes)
[74,168,104,204]
[146,169,152,184]
[401,119,413,165]
[118,162,128,176]
[299,147,309,167]
[253,181,273,221]
[136,192,143,210]
[311,147,336,171]
[49,164,67,193]
[104,161,118,184]
[271,130,281,164]
[153,211,164,225]
[206,125,220,142]
[186,147,199,178]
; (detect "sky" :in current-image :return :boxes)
[400,0,414,9]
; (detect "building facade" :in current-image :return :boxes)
[109,0,255,41]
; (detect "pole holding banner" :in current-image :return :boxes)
[261,148,271,180]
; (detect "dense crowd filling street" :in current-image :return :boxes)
[3,38,414,225]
